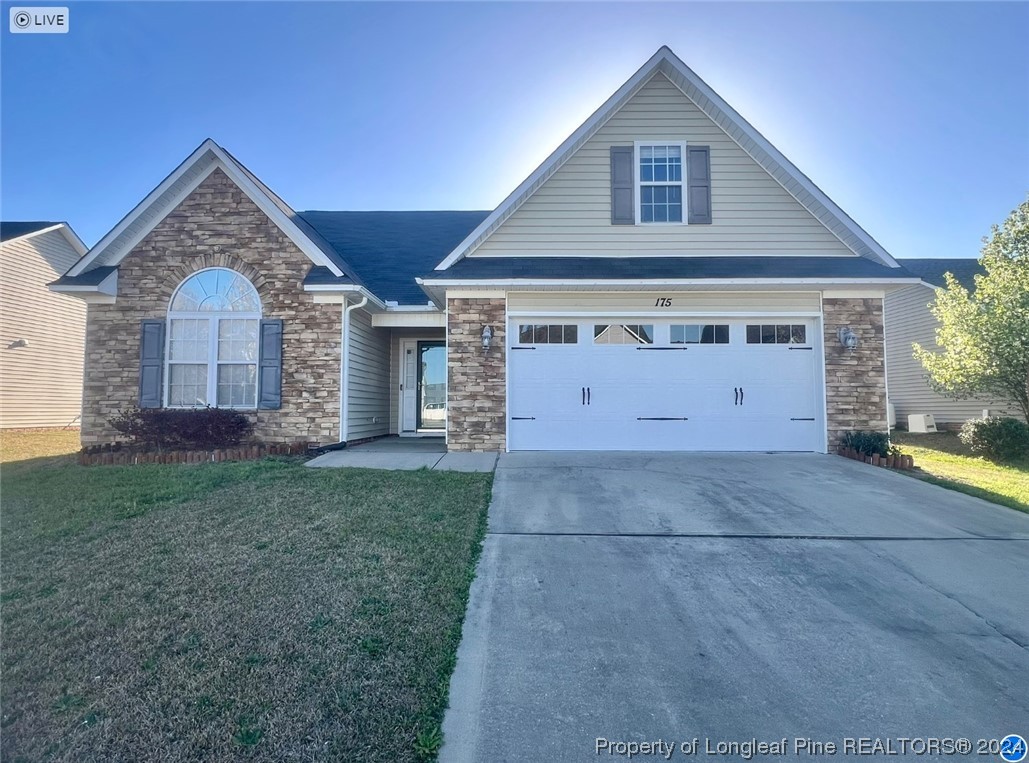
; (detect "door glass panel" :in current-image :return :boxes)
[417,343,446,430]
[593,324,654,345]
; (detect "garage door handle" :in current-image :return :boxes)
[587,387,591,405]
[582,387,586,405]
[788,346,813,350]
[637,346,688,350]
[637,417,689,421]
[511,346,536,350]
[739,387,744,406]
[790,417,815,421]
[511,416,536,420]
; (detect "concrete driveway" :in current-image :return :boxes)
[441,453,1029,762]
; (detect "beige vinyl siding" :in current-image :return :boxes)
[389,329,445,434]
[346,309,390,441]
[884,284,1017,425]
[0,229,87,428]
[473,73,856,257]
[508,290,820,313]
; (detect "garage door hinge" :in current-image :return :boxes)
[790,417,815,421]
[788,346,813,350]
[511,416,536,420]
[636,417,689,421]
[636,347,688,350]
[511,346,536,350]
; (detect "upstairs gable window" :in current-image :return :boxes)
[637,142,685,223]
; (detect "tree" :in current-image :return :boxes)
[914,197,1029,421]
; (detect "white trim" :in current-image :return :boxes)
[302,283,388,310]
[444,289,507,299]
[434,47,898,270]
[49,268,118,297]
[420,277,922,288]
[464,251,858,259]
[633,140,688,226]
[503,293,510,453]
[817,293,829,454]
[821,289,887,298]
[341,296,369,442]
[881,293,891,436]
[444,304,450,448]
[67,139,345,278]
[371,312,445,328]
[508,309,821,318]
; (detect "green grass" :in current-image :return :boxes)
[0,428,81,463]
[1,452,493,762]
[891,431,1029,513]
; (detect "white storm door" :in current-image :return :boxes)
[401,342,418,432]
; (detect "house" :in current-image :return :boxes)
[51,46,921,452]
[1,221,88,428]
[886,258,1016,428]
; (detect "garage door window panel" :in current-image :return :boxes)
[593,324,654,345]
[518,324,578,345]
[746,324,807,345]
[671,324,729,344]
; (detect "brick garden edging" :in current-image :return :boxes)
[838,447,914,470]
[78,441,309,466]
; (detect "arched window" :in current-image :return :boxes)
[167,268,261,408]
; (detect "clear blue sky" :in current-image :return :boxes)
[2,2,1026,260]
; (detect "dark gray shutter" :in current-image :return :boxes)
[687,146,712,224]
[610,146,635,225]
[258,319,283,410]
[138,320,165,408]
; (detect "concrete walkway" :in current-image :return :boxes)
[305,437,497,472]
[441,452,1029,762]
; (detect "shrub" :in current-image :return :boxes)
[959,416,1029,461]
[110,407,254,450]
[840,430,897,458]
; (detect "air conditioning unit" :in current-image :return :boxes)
[908,414,938,433]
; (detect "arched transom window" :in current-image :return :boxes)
[167,268,261,408]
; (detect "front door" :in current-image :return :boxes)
[402,340,446,432]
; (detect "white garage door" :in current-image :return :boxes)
[507,318,823,451]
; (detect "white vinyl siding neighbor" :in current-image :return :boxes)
[471,73,856,257]
[347,309,391,441]
[0,228,87,428]
[884,284,1017,426]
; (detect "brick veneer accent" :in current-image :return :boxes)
[81,168,341,445]
[823,297,887,449]
[447,298,506,451]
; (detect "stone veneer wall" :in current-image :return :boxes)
[81,168,341,445]
[447,298,506,451]
[822,297,888,449]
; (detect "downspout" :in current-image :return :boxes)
[338,294,368,445]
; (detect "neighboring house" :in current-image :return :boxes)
[1,221,88,428]
[52,47,920,452]
[886,258,1016,428]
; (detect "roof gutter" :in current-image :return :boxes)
[339,294,368,444]
[416,276,924,288]
[303,283,388,311]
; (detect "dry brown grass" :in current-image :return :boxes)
[1,458,492,761]
[0,428,80,463]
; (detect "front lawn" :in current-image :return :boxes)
[891,431,1029,513]
[0,455,492,761]
[0,428,81,463]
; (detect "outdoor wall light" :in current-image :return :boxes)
[481,325,493,354]
[837,327,859,351]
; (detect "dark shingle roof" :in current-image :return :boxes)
[897,258,983,289]
[1,221,58,242]
[299,211,489,304]
[424,256,918,282]
[50,265,117,287]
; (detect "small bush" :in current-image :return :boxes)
[959,416,1029,461]
[840,430,897,458]
[110,407,254,450]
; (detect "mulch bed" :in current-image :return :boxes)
[838,447,914,470]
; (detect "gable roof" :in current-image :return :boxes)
[1,221,87,257]
[63,139,359,283]
[299,211,489,304]
[898,258,983,290]
[434,46,899,271]
[1,221,59,242]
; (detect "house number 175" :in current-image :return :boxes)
[654,297,673,307]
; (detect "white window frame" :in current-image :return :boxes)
[165,268,262,410]
[634,140,688,226]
